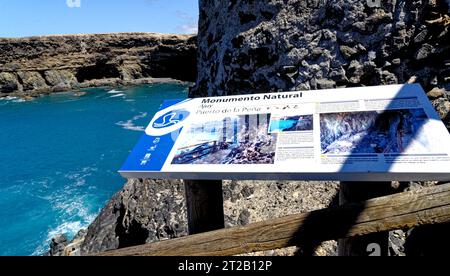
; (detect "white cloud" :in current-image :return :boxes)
[176,10,198,34]
[66,0,81,8]
[180,23,198,34]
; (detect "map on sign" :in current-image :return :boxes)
[119,84,450,181]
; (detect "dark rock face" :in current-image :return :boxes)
[80,179,188,255]
[0,72,21,92]
[192,0,449,97]
[71,179,338,256]
[0,33,197,96]
[45,235,68,256]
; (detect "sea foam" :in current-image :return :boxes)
[116,112,147,132]
[109,93,126,98]
[107,89,124,94]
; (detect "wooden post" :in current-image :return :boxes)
[338,181,394,256]
[184,180,225,234]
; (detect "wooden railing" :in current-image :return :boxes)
[97,183,450,256]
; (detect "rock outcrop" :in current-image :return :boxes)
[79,179,188,255]
[53,179,339,256]
[192,0,449,97]
[45,235,69,256]
[0,33,197,97]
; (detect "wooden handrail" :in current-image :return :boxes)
[96,183,450,256]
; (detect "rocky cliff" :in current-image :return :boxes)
[191,0,449,129]
[193,0,449,95]
[49,0,450,256]
[0,33,197,97]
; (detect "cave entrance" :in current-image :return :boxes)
[76,62,120,82]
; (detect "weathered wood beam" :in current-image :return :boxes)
[184,180,225,234]
[338,182,394,256]
[97,183,450,256]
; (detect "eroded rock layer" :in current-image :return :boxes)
[0,33,197,96]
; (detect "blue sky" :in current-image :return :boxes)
[0,0,199,38]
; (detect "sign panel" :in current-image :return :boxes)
[120,84,450,181]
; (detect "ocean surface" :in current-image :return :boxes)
[269,120,297,133]
[0,83,188,256]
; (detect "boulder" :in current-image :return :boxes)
[0,72,21,93]
[432,98,450,130]
[427,87,445,99]
[46,235,69,256]
[17,71,49,91]
[44,70,78,91]
[119,64,143,81]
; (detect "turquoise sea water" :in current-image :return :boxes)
[0,84,187,256]
[269,120,297,132]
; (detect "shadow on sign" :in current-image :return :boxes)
[288,84,449,256]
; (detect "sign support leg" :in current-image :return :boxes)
[338,181,393,256]
[184,180,225,234]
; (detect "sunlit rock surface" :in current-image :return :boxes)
[0,33,197,97]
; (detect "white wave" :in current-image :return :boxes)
[1,96,25,103]
[82,166,98,173]
[32,166,101,255]
[53,196,95,219]
[116,121,145,132]
[47,221,84,240]
[4,96,18,100]
[64,166,97,187]
[32,220,92,256]
[32,194,97,256]
[132,112,148,121]
[116,112,147,132]
[109,93,126,98]
[32,210,96,256]
[107,89,123,94]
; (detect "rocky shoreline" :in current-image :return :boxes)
[0,33,197,98]
[47,179,341,256]
[3,78,193,102]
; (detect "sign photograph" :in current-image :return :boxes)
[120,84,450,181]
